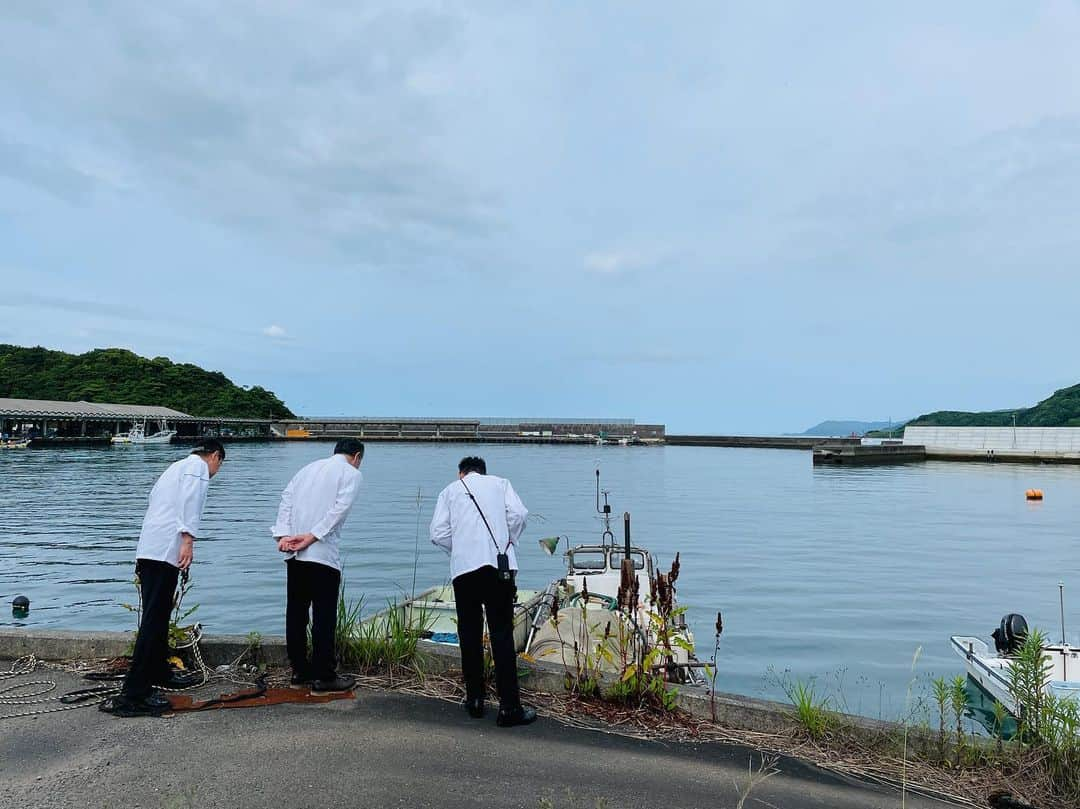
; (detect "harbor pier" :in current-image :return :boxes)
[812,441,926,465]
[0,398,275,444]
[0,399,664,446]
[272,417,664,444]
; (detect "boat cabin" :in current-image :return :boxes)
[563,545,655,603]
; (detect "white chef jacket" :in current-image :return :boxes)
[136,454,211,567]
[430,472,528,581]
[270,454,362,572]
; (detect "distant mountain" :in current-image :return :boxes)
[0,345,294,419]
[906,382,1080,428]
[798,420,899,437]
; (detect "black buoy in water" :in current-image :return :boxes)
[12,595,30,618]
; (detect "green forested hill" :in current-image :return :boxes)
[906,382,1080,428]
[0,345,295,419]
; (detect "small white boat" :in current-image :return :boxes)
[111,421,177,445]
[951,612,1080,719]
[364,585,548,652]
[0,439,31,449]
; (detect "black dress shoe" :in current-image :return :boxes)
[463,698,485,719]
[99,694,170,717]
[311,675,356,695]
[290,673,313,690]
[143,694,172,709]
[496,706,537,727]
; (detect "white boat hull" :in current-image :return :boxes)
[951,634,1080,721]
[112,428,176,445]
[364,585,547,652]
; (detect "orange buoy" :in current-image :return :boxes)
[1026,489,1044,501]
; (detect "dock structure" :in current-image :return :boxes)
[0,398,273,443]
[0,398,663,446]
[812,441,926,466]
[271,417,665,444]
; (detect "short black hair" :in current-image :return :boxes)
[334,439,365,457]
[191,439,226,459]
[458,456,486,475]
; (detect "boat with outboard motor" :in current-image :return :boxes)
[523,470,706,686]
[951,600,1080,721]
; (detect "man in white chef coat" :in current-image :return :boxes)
[272,439,364,694]
[430,456,536,727]
[102,439,225,717]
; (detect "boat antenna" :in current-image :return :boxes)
[410,487,422,601]
[1060,581,1067,646]
[596,468,614,548]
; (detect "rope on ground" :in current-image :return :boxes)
[0,655,38,679]
[0,656,120,719]
[0,628,264,721]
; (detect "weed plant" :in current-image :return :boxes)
[335,593,433,677]
[784,678,832,740]
[543,556,686,712]
[1005,630,1080,804]
[121,571,200,656]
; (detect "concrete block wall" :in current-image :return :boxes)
[904,426,1080,457]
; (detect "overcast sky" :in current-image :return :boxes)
[2,2,1079,432]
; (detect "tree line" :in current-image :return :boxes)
[0,345,295,419]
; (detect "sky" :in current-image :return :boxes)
[2,2,1079,433]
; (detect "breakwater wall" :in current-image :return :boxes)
[667,435,860,450]
[904,426,1080,465]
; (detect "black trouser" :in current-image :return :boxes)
[121,558,179,701]
[286,559,341,681]
[453,565,520,710]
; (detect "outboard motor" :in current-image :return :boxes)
[992,613,1029,656]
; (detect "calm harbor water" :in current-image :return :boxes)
[2,442,1078,715]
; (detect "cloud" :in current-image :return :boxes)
[0,3,493,263]
[583,251,646,274]
[262,325,288,339]
[0,292,154,321]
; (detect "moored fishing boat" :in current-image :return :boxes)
[111,421,177,445]
[362,584,549,651]
[524,470,706,686]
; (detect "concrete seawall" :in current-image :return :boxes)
[904,426,1080,464]
[0,628,900,742]
[667,435,860,450]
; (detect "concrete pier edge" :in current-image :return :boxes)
[0,628,903,742]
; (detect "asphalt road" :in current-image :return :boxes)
[0,669,960,809]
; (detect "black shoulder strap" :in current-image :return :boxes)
[460,478,504,554]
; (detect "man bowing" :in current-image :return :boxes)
[272,439,364,694]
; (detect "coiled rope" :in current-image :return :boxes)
[0,655,119,719]
[0,627,262,720]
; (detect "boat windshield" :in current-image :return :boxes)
[609,550,646,570]
[568,550,607,571]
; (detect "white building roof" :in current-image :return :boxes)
[0,398,193,420]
